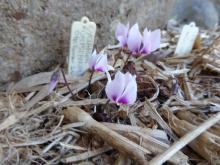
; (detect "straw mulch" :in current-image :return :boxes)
[0,27,220,165]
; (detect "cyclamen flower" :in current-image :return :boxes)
[105,71,137,105]
[48,69,60,93]
[127,23,161,55]
[89,50,114,72]
[115,23,129,47]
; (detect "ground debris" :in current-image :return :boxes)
[1,27,220,165]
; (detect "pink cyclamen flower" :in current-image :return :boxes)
[127,23,161,55]
[89,50,114,72]
[115,23,129,47]
[105,71,137,105]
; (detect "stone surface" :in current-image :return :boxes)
[171,0,219,29]
[0,0,175,83]
[214,0,220,21]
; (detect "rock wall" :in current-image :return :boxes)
[171,0,220,29]
[0,0,175,83]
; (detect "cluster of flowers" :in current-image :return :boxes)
[49,22,161,106]
[115,23,161,55]
[88,23,161,105]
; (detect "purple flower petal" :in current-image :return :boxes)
[127,23,142,54]
[89,50,98,70]
[88,50,114,72]
[105,71,126,102]
[117,97,129,104]
[117,36,127,47]
[115,23,129,47]
[48,69,60,93]
[117,73,137,104]
[105,71,137,105]
[149,29,161,52]
[141,28,161,54]
[141,28,151,54]
[94,54,108,72]
[115,23,126,38]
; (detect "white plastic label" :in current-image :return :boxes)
[175,22,199,56]
[68,17,96,76]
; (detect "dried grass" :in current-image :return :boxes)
[0,27,220,165]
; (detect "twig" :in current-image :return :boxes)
[61,146,112,163]
[149,111,220,165]
[42,136,63,153]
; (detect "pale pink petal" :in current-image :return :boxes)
[107,65,114,71]
[117,36,127,47]
[125,23,129,34]
[115,23,130,46]
[89,50,114,72]
[115,23,126,38]
[94,54,108,72]
[149,29,161,52]
[105,71,126,102]
[143,27,149,36]
[117,73,137,104]
[88,56,94,70]
[88,50,98,69]
[141,28,152,54]
[141,29,161,54]
[105,71,111,82]
[127,23,142,54]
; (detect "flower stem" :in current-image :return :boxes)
[88,70,94,91]
[135,54,145,62]
[103,99,111,118]
[124,53,131,65]
[103,99,110,110]
[60,68,75,98]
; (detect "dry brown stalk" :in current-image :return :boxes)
[182,70,194,100]
[62,146,112,163]
[204,63,220,74]
[177,111,220,136]
[24,84,50,110]
[10,72,53,92]
[203,55,220,67]
[0,102,52,132]
[10,71,75,93]
[161,108,220,164]
[142,61,168,80]
[123,132,189,165]
[63,106,149,165]
[60,99,108,107]
[150,109,220,164]
[144,99,178,141]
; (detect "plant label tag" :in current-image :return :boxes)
[175,22,199,56]
[68,17,96,76]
